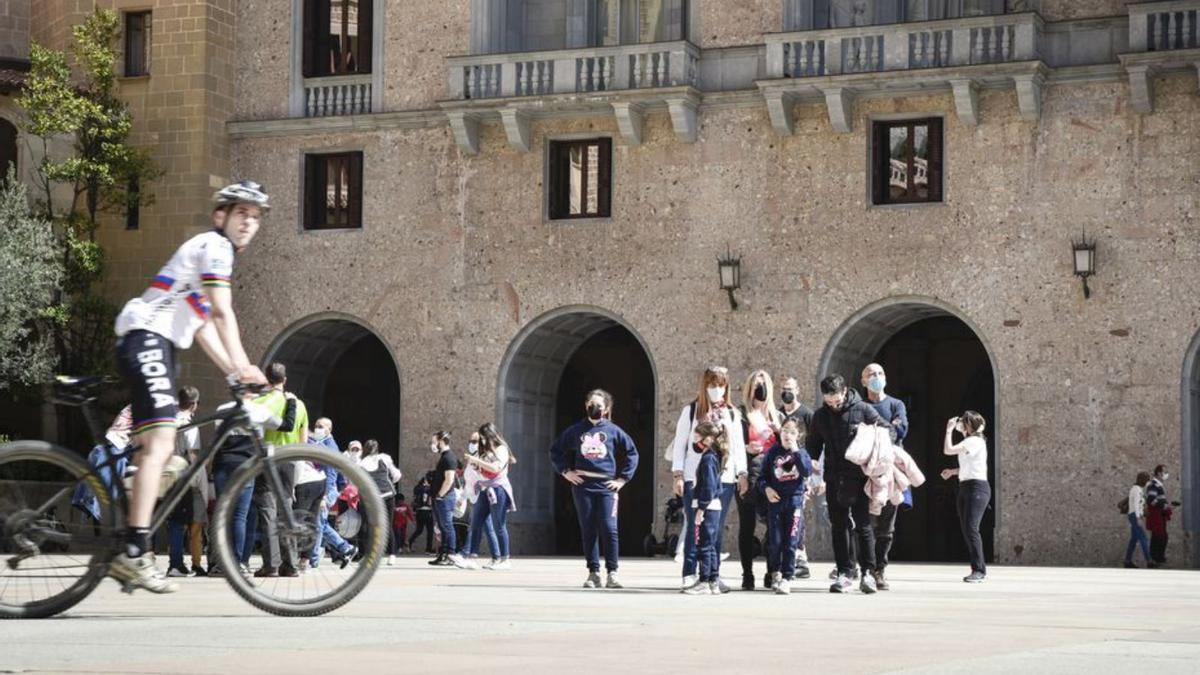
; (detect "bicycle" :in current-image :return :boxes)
[0,376,387,618]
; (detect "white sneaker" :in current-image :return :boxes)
[715,578,732,594]
[490,558,512,571]
[860,572,878,594]
[680,574,697,589]
[719,552,730,561]
[454,556,477,570]
[673,553,683,563]
[775,578,792,595]
[109,553,178,594]
[770,571,782,590]
[583,572,602,588]
[707,581,721,595]
[829,574,853,594]
[605,572,623,589]
[386,555,396,566]
[681,579,710,595]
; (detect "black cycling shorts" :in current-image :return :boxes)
[115,329,179,435]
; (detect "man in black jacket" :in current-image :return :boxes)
[807,374,882,594]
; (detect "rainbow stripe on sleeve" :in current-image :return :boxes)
[201,273,231,288]
[150,275,174,291]
[132,417,177,435]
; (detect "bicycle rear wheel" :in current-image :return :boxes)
[210,444,387,617]
[0,441,120,618]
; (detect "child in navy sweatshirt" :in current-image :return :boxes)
[758,417,813,595]
[684,420,727,595]
[550,389,639,590]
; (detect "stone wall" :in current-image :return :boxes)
[227,72,1200,566]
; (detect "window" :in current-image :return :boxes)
[871,118,943,205]
[783,0,1011,31]
[124,11,151,77]
[304,152,363,230]
[303,0,373,77]
[0,118,16,184]
[548,138,612,220]
[125,177,140,230]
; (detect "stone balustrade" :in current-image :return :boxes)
[303,74,373,117]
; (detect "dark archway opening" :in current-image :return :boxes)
[874,316,996,564]
[264,318,401,462]
[498,308,657,556]
[552,325,655,557]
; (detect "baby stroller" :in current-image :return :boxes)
[643,495,683,557]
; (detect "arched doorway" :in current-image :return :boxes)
[819,297,999,564]
[497,307,656,556]
[1180,331,1200,567]
[0,117,17,182]
[262,314,402,460]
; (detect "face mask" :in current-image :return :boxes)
[753,384,767,402]
[467,442,479,455]
[586,404,604,421]
[867,375,886,393]
[781,391,795,405]
[430,443,441,454]
[312,428,328,441]
[1162,473,1170,481]
[706,386,725,403]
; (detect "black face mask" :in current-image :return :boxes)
[781,391,795,404]
[754,384,767,402]
[586,404,604,421]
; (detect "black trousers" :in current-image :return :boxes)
[737,492,759,578]
[957,479,990,574]
[828,475,876,576]
[872,502,899,571]
[409,511,434,551]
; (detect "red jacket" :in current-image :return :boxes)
[393,503,415,529]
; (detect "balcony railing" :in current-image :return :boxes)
[447,41,699,100]
[765,12,1040,79]
[1128,0,1200,52]
[303,74,373,117]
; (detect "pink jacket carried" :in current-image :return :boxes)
[844,423,926,515]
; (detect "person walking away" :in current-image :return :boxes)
[940,411,991,583]
[359,439,403,565]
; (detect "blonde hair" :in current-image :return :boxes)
[742,369,783,427]
[694,367,730,420]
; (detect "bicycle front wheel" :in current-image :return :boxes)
[0,441,120,618]
[210,444,387,617]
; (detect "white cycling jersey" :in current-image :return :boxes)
[115,230,234,349]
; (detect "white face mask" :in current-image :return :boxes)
[312,428,328,441]
[467,442,479,455]
[430,443,441,454]
[706,386,726,403]
[1162,473,1169,481]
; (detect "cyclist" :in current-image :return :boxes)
[110,181,270,593]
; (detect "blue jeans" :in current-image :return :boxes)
[1125,512,1151,564]
[682,481,733,577]
[572,482,619,573]
[767,497,804,580]
[168,520,187,570]
[465,493,503,558]
[212,464,255,567]
[433,494,457,555]
[696,507,722,582]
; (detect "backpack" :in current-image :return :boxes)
[1117,496,1130,515]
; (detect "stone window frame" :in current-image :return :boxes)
[543,134,615,224]
[299,148,367,233]
[865,112,947,210]
[122,8,153,78]
[290,0,385,116]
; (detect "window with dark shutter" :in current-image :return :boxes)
[547,138,613,220]
[124,12,152,77]
[303,0,373,77]
[871,117,944,205]
[304,151,364,230]
[126,177,140,230]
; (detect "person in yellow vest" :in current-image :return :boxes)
[249,362,308,577]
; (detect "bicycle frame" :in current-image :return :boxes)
[76,396,300,543]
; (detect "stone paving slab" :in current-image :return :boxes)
[1,557,1197,674]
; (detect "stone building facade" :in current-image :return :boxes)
[22,0,1200,567]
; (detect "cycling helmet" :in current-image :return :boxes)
[212,180,270,212]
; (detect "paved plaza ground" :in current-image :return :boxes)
[2,557,1199,674]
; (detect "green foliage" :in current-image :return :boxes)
[0,172,63,390]
[12,8,162,380]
